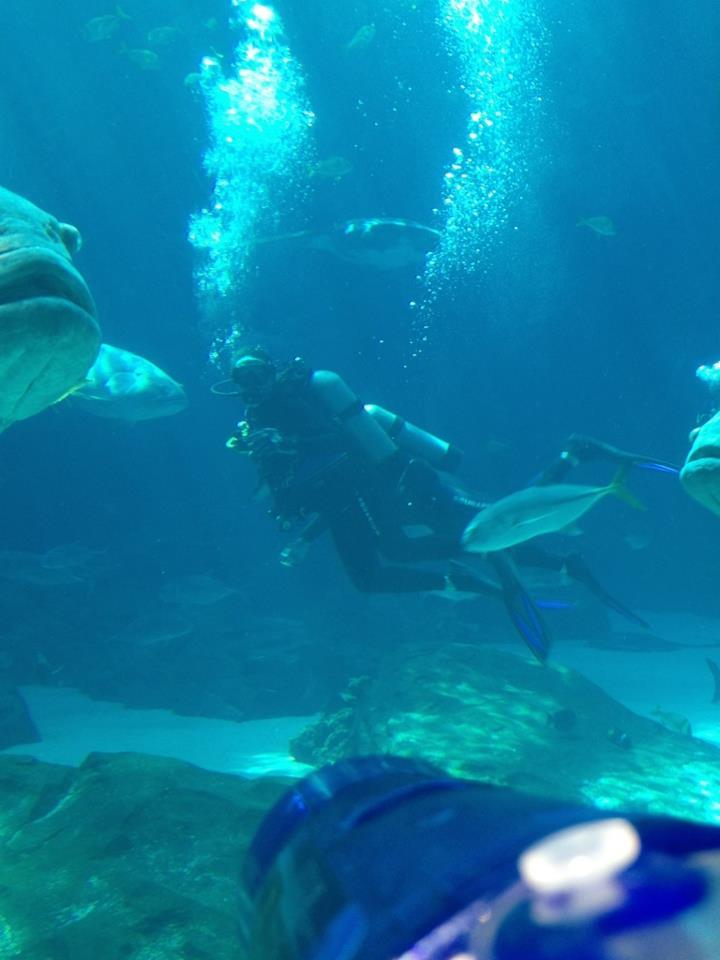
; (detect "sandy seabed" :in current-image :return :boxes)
[3,609,719,778]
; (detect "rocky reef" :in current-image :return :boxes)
[291,641,720,824]
[0,751,288,959]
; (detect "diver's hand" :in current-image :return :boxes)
[280,539,310,568]
[247,428,296,460]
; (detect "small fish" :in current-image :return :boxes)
[345,23,376,54]
[113,613,193,647]
[309,156,353,181]
[546,708,577,732]
[0,550,85,585]
[624,531,651,550]
[122,47,161,70]
[147,26,181,47]
[463,469,644,554]
[160,573,237,606]
[41,543,105,571]
[83,6,131,42]
[606,727,632,749]
[577,215,616,236]
[650,706,692,737]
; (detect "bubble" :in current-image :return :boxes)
[189,0,315,366]
[422,0,547,299]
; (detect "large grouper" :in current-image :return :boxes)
[681,408,720,517]
[0,186,100,431]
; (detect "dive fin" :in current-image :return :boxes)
[488,553,552,663]
[563,553,650,628]
[634,460,680,476]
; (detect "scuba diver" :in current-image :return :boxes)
[217,350,678,662]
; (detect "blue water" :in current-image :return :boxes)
[1,0,719,727]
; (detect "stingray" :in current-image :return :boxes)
[585,632,720,653]
[261,217,441,271]
[0,186,100,431]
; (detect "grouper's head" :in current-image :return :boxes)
[680,408,720,517]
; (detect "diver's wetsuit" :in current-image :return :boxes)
[326,459,485,593]
[231,360,486,594]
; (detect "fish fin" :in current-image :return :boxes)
[54,379,91,404]
[608,468,646,511]
[116,5,132,21]
[706,657,720,704]
[488,553,552,663]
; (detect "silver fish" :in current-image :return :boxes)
[462,471,642,553]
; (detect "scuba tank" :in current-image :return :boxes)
[310,371,462,473]
[364,403,463,472]
[310,370,398,467]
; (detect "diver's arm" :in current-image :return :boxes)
[279,514,329,567]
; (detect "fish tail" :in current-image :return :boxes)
[609,467,646,511]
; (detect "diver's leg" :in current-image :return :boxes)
[333,492,551,658]
[330,497,500,595]
[532,435,679,485]
[330,500,447,593]
[512,542,650,629]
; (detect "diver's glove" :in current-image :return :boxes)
[246,428,296,463]
[280,538,310,568]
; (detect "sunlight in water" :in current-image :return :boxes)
[188,0,315,366]
[421,0,546,304]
